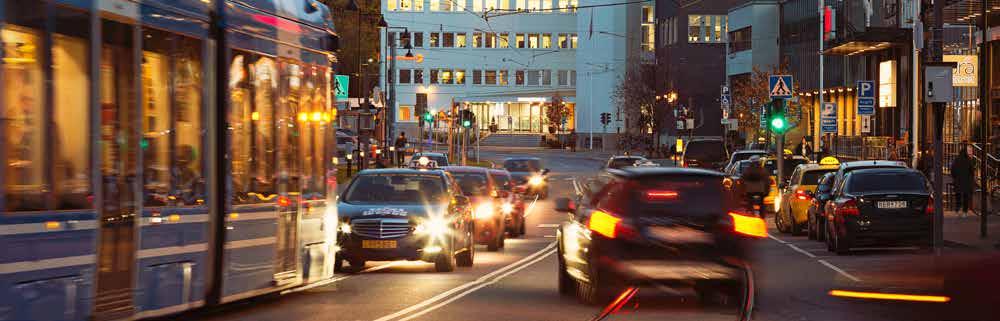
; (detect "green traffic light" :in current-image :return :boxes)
[770,117,785,130]
[462,120,471,127]
[424,112,433,121]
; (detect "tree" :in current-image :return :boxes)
[545,93,570,134]
[319,0,382,99]
[731,60,800,143]
[612,62,664,151]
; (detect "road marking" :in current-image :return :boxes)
[786,243,817,258]
[281,261,404,294]
[373,242,556,321]
[522,195,540,218]
[767,235,787,244]
[536,224,560,228]
[396,249,556,321]
[818,259,862,282]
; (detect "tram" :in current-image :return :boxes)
[0,1,341,320]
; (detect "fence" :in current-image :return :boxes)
[831,136,911,163]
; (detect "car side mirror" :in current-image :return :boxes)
[541,168,550,175]
[555,197,576,213]
[454,195,470,207]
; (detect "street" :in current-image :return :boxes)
[180,149,980,321]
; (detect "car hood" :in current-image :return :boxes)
[337,203,449,220]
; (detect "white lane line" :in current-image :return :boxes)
[373,242,556,321]
[786,243,817,258]
[281,261,404,294]
[536,224,560,228]
[767,235,788,244]
[817,259,862,282]
[396,249,556,321]
[521,194,541,218]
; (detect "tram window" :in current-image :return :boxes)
[52,8,92,210]
[277,61,303,196]
[230,53,279,204]
[141,29,206,207]
[229,53,254,203]
[2,3,46,211]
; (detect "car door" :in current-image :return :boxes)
[564,174,616,282]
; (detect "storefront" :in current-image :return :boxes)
[463,98,575,134]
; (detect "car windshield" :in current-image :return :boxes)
[609,157,645,168]
[450,172,490,196]
[504,159,541,172]
[414,154,448,166]
[846,171,928,194]
[684,141,726,161]
[490,173,512,191]
[343,174,446,204]
[732,151,764,163]
[801,169,836,185]
[765,158,809,179]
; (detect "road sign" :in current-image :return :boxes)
[820,102,837,133]
[720,94,731,106]
[856,80,875,115]
[721,85,730,95]
[335,75,349,101]
[769,75,793,98]
[860,115,872,133]
[760,105,767,128]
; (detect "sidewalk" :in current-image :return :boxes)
[944,210,1000,250]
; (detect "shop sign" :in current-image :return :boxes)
[943,55,977,87]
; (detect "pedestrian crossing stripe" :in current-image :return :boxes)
[769,75,793,98]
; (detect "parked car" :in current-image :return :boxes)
[807,172,838,241]
[775,163,838,234]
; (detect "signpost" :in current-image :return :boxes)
[768,75,793,98]
[820,102,837,133]
[335,75,350,102]
[769,75,793,188]
[856,80,875,115]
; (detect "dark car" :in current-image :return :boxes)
[831,160,908,195]
[503,157,550,199]
[725,150,767,173]
[825,168,932,255]
[489,169,527,237]
[682,139,728,170]
[409,152,450,166]
[807,172,837,241]
[336,169,475,272]
[554,167,765,305]
[605,155,649,169]
[444,166,507,251]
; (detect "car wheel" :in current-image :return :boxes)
[499,225,506,249]
[347,259,366,273]
[576,265,617,306]
[833,228,850,255]
[487,230,500,251]
[334,255,345,273]
[696,279,744,307]
[456,230,475,267]
[807,215,817,240]
[825,221,835,252]
[557,245,574,295]
[435,242,457,272]
[789,211,802,235]
[817,217,827,241]
[776,210,789,233]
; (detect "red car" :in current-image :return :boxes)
[489,169,527,237]
[444,166,507,251]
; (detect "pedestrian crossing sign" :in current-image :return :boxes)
[769,75,793,98]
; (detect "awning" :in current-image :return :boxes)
[823,27,910,56]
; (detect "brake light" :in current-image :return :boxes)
[925,198,934,215]
[728,211,767,238]
[588,210,636,239]
[795,189,812,200]
[769,177,777,187]
[278,196,291,207]
[836,199,860,216]
[645,190,679,201]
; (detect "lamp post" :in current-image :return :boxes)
[381,23,413,147]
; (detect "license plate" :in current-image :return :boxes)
[362,240,397,249]
[648,226,713,244]
[877,201,907,209]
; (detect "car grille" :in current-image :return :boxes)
[352,218,411,239]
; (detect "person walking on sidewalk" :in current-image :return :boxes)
[950,144,975,218]
[569,130,578,152]
[394,132,407,166]
[917,147,935,182]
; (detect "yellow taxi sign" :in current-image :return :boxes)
[675,139,684,153]
[819,156,840,165]
[783,149,793,155]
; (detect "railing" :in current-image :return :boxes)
[831,136,910,163]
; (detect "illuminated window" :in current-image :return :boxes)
[516,0,525,10]
[500,0,509,9]
[528,33,539,48]
[558,33,568,48]
[388,0,397,10]
[542,34,552,48]
[687,15,727,43]
[473,32,483,47]
[455,69,466,84]
[516,33,526,48]
[879,60,897,108]
[414,0,423,11]
[400,0,412,10]
[430,32,440,47]
[641,5,654,51]
[474,0,483,11]
[414,69,425,84]
[528,0,540,10]
[498,33,510,48]
[430,69,439,84]
[398,105,414,122]
[542,0,552,11]
[456,33,467,47]
[515,70,525,85]
[485,70,497,85]
[498,70,509,85]
[570,34,577,48]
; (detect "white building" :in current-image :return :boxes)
[380,0,653,148]
[725,0,779,82]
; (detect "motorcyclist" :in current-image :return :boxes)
[740,156,771,218]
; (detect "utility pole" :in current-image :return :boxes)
[931,0,945,253]
[912,0,922,167]
[979,0,990,238]
[817,0,825,152]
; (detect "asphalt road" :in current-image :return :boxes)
[188,150,980,321]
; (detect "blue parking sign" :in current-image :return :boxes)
[856,80,875,115]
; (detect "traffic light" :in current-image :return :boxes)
[462,119,472,128]
[768,100,787,133]
[423,111,433,123]
[459,109,474,128]
[600,112,611,126]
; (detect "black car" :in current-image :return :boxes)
[604,155,649,169]
[807,172,837,241]
[336,169,475,272]
[503,157,550,199]
[825,168,932,255]
[682,139,728,170]
[725,150,767,173]
[554,167,765,305]
[409,152,450,166]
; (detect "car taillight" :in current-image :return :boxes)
[645,190,679,201]
[728,211,767,238]
[925,197,934,215]
[836,199,860,216]
[769,177,777,187]
[795,189,812,200]
[588,210,636,239]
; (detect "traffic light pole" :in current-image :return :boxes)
[775,98,785,190]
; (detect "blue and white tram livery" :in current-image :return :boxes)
[0,1,341,320]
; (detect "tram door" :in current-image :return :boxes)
[274,60,302,280]
[94,19,139,320]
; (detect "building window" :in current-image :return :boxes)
[399,69,412,84]
[485,70,497,85]
[413,32,424,47]
[398,105,414,122]
[542,70,552,86]
[400,0,412,10]
[430,32,440,47]
[542,34,552,48]
[515,70,525,85]
[473,70,483,84]
[528,0,540,10]
[570,70,576,85]
[430,69,439,84]
[542,0,552,10]
[455,69,466,84]
[641,5,654,51]
[558,33,577,48]
[439,69,453,84]
[443,32,454,47]
[526,70,540,86]
[473,0,483,11]
[473,32,483,47]
[414,0,424,11]
[456,33,467,47]
[499,33,510,48]
[414,69,425,84]
[498,70,508,85]
[879,60,897,108]
[516,0,525,10]
[388,0,397,10]
[528,33,539,48]
[558,70,569,86]
[688,15,727,43]
[558,0,577,12]
[728,27,751,52]
[431,0,454,11]
[516,33,526,48]
[571,34,578,48]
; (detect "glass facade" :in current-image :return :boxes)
[467,101,575,133]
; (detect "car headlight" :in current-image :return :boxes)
[415,217,450,236]
[528,175,544,186]
[500,202,514,214]
[339,223,352,234]
[474,203,495,219]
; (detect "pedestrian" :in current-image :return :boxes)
[950,144,975,218]
[795,137,813,160]
[394,132,407,166]
[569,129,578,152]
[741,156,771,219]
[917,148,934,182]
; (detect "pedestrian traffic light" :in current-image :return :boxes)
[462,119,472,128]
[423,111,433,123]
[768,100,787,133]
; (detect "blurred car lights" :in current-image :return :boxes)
[828,290,950,303]
[474,203,495,219]
[500,202,514,214]
[339,223,352,234]
[528,175,544,186]
[729,211,767,238]
[416,217,450,236]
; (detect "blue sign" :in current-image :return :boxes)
[760,105,767,128]
[769,75,794,98]
[820,102,837,133]
[335,75,349,101]
[856,80,875,115]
